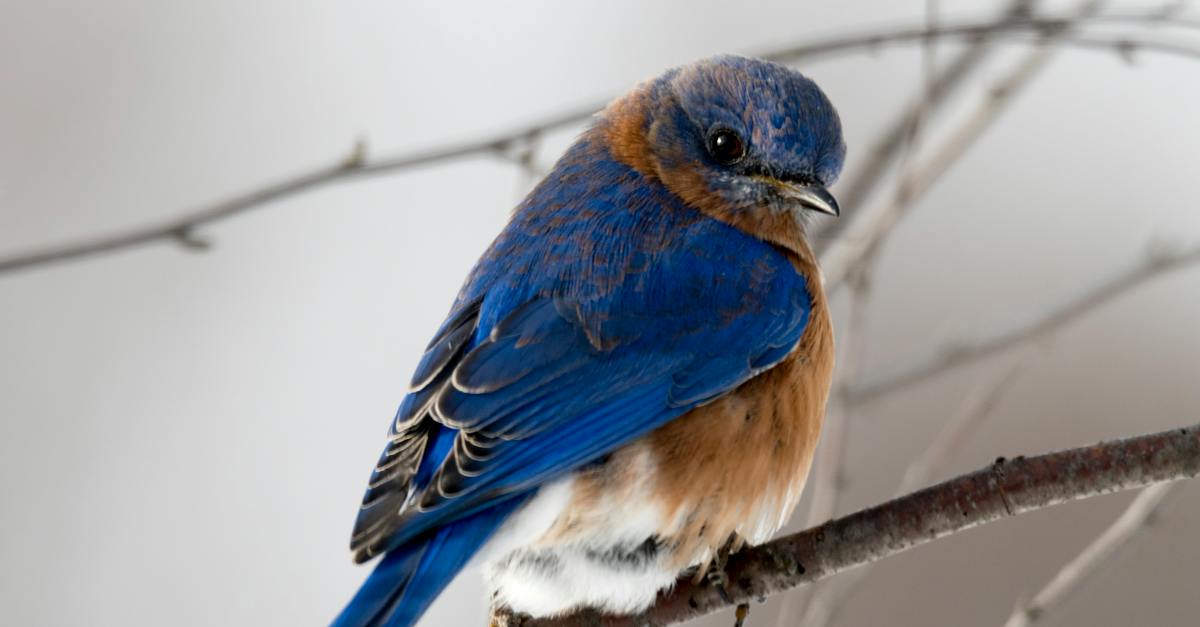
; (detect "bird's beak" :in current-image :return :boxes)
[775,181,840,217]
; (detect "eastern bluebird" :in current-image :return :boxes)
[335,55,845,627]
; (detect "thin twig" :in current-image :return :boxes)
[1002,481,1183,627]
[776,270,871,626]
[850,243,1200,403]
[1039,32,1200,62]
[509,421,1200,626]
[814,0,1033,253]
[820,4,1095,291]
[801,361,1030,627]
[899,361,1028,494]
[804,273,871,529]
[762,10,1200,66]
[0,153,357,273]
[788,2,952,619]
[0,130,556,273]
[3,6,1200,275]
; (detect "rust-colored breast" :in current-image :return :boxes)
[645,253,833,564]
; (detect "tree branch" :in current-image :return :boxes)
[850,243,1200,403]
[508,421,1200,627]
[1002,481,1183,627]
[800,360,1029,627]
[787,0,952,616]
[812,0,1032,254]
[802,272,871,531]
[4,6,1199,275]
[819,10,1087,290]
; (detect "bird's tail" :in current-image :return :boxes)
[332,498,526,627]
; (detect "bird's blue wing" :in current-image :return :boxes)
[350,217,813,560]
[338,139,815,627]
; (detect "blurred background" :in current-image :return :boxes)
[2,1,1199,625]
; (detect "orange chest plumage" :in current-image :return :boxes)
[648,280,833,554]
[655,257,833,553]
[545,258,835,567]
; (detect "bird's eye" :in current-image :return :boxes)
[706,128,746,165]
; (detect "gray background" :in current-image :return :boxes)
[2,1,1198,625]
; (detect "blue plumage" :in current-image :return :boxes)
[336,55,845,626]
[334,496,530,627]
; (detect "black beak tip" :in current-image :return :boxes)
[807,185,840,217]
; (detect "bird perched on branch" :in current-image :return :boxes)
[335,55,845,627]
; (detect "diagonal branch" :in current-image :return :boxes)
[898,361,1029,494]
[0,131,553,274]
[812,0,1033,254]
[786,1,954,619]
[802,271,872,531]
[510,421,1200,627]
[818,10,1089,290]
[850,243,1200,403]
[800,360,1030,627]
[1002,481,1183,627]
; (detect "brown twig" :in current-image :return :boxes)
[503,421,1200,627]
[0,130,555,273]
[802,271,871,531]
[898,361,1029,494]
[800,360,1030,627]
[813,0,1033,253]
[850,242,1200,403]
[786,0,953,617]
[776,272,870,623]
[1002,481,1183,627]
[3,6,1200,275]
[819,4,1093,290]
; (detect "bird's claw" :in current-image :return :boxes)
[705,563,733,604]
[703,535,751,625]
[734,602,750,627]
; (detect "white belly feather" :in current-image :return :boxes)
[477,447,676,617]
[473,444,795,618]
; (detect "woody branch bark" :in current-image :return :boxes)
[797,360,1030,627]
[498,422,1200,627]
[1001,481,1182,627]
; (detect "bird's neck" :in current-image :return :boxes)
[597,85,819,268]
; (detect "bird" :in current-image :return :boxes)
[334,54,846,627]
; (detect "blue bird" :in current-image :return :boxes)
[335,55,845,626]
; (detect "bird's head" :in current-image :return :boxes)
[604,55,846,245]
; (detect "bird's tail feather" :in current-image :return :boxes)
[332,496,528,627]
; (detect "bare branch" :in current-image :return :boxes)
[899,361,1028,494]
[820,10,1089,290]
[777,275,870,624]
[788,1,951,617]
[851,243,1200,403]
[0,153,356,273]
[507,421,1200,627]
[0,128,559,274]
[802,273,871,530]
[1002,481,1183,627]
[800,361,1029,627]
[1044,32,1200,62]
[813,0,1032,253]
[4,5,1200,275]
[762,10,1200,67]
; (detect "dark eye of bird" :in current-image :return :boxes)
[706,128,746,165]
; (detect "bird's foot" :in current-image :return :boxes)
[703,534,751,626]
[734,602,750,627]
[705,561,733,604]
